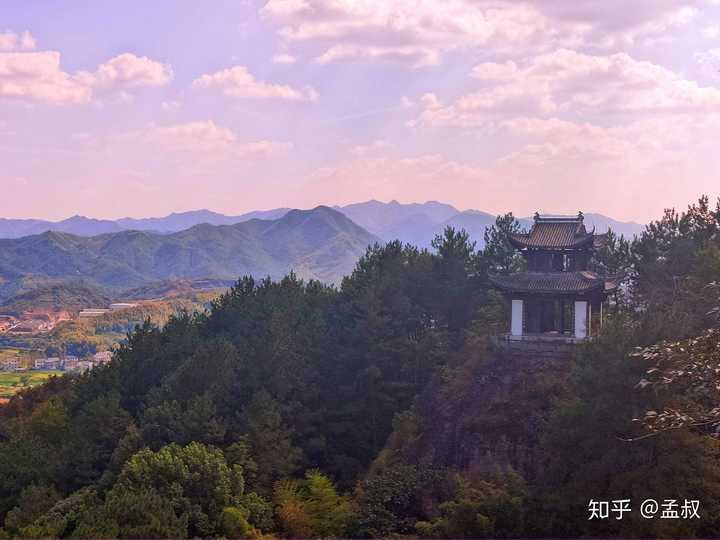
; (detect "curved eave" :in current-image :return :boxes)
[508,233,595,250]
[508,234,530,249]
[489,273,610,295]
[492,284,605,295]
[604,278,621,294]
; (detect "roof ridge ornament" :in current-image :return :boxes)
[534,214,583,222]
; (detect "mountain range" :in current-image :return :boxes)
[337,200,645,247]
[0,201,646,305]
[0,207,378,302]
[0,200,645,242]
[0,208,292,238]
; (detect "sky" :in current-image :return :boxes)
[1,0,720,222]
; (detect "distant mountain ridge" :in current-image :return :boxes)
[332,202,645,248]
[0,215,125,238]
[0,201,646,242]
[116,208,291,233]
[0,207,379,299]
[0,209,292,238]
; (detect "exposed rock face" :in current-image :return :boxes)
[406,344,572,479]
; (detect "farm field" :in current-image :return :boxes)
[0,347,29,361]
[0,370,62,398]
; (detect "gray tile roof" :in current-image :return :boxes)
[489,271,615,294]
[510,215,594,249]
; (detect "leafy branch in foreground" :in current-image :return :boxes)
[632,283,720,438]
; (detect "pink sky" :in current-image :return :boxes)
[1,0,720,222]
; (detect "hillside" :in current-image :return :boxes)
[0,198,719,538]
[0,207,379,292]
[119,278,236,300]
[0,282,111,315]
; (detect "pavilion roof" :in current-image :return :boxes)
[489,271,618,294]
[509,213,594,250]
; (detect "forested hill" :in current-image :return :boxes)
[1,197,720,538]
[0,281,112,315]
[0,206,378,292]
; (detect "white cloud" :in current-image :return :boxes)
[513,1,709,45]
[400,95,415,108]
[272,53,297,64]
[0,30,35,51]
[192,65,318,101]
[300,153,491,207]
[491,113,720,217]
[161,100,181,112]
[351,139,392,156]
[0,51,92,104]
[0,49,172,105]
[412,49,720,128]
[262,0,569,67]
[261,0,716,67]
[78,53,172,91]
[497,117,645,166]
[301,109,720,219]
[315,44,440,67]
[696,48,720,76]
[703,24,720,38]
[471,61,518,81]
[103,121,295,180]
[420,93,442,109]
[131,121,292,159]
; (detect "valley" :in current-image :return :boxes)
[0,281,225,398]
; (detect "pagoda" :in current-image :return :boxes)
[490,212,618,341]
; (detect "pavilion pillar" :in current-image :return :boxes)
[511,299,523,337]
[574,300,587,339]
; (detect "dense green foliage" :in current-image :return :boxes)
[1,198,720,538]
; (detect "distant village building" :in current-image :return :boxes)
[0,315,17,332]
[0,357,21,371]
[77,360,94,373]
[11,319,51,333]
[93,351,113,364]
[34,357,62,370]
[109,303,138,310]
[79,308,110,318]
[490,213,618,342]
[62,355,80,371]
